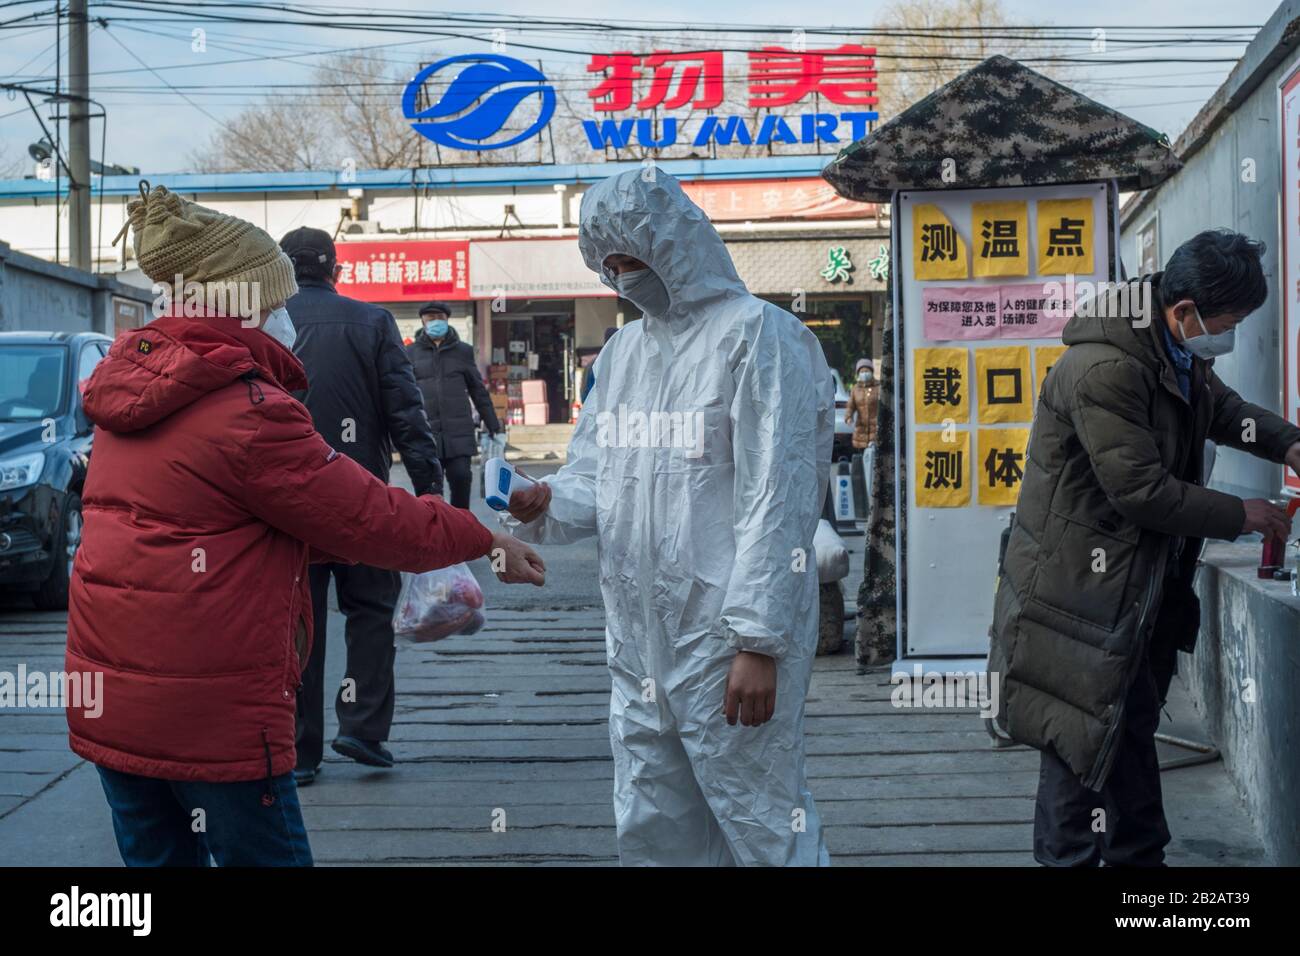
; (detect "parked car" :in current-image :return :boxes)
[0,331,111,609]
[830,368,855,461]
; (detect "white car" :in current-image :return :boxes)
[830,369,855,460]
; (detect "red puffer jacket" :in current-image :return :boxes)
[66,312,493,783]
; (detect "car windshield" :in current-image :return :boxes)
[0,345,68,421]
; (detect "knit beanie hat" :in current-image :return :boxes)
[114,181,297,318]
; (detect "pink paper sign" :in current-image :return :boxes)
[997,282,1074,338]
[922,283,1075,341]
[921,286,1002,340]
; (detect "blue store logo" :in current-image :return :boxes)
[403,54,555,151]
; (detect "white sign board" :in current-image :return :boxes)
[895,183,1114,661]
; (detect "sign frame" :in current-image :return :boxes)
[891,182,1119,670]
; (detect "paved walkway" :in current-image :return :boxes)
[0,598,1269,866]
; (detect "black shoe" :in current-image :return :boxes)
[293,764,320,787]
[331,736,394,768]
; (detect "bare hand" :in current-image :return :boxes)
[1286,441,1300,477]
[488,529,546,586]
[1241,498,1290,540]
[508,472,552,524]
[723,651,777,727]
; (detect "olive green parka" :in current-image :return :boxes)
[988,274,1300,789]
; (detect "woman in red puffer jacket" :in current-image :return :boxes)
[67,185,543,867]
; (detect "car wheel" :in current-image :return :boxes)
[33,493,81,611]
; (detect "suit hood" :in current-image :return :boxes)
[83,312,308,433]
[578,170,746,324]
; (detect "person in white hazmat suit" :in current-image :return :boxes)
[506,169,834,866]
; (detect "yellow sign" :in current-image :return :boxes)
[1037,198,1094,275]
[912,204,968,280]
[915,429,970,508]
[972,200,1029,277]
[978,428,1030,506]
[913,347,969,424]
[976,346,1033,424]
[1034,345,1069,404]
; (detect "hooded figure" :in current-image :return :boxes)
[509,170,834,866]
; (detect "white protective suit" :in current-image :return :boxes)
[511,170,833,866]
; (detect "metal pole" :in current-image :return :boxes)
[67,0,92,271]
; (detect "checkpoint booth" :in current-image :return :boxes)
[821,55,1182,674]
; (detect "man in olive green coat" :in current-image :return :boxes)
[989,230,1300,866]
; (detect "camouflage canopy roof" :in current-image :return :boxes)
[822,55,1182,202]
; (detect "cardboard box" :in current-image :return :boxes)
[520,378,548,405]
[523,402,549,426]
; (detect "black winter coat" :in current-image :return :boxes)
[286,279,444,496]
[407,326,501,459]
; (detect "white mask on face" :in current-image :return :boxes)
[1180,305,1236,359]
[262,306,297,350]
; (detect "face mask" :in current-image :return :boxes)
[612,268,671,317]
[425,318,449,338]
[1180,305,1236,359]
[858,370,872,383]
[262,306,296,350]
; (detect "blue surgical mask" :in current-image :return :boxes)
[425,318,449,338]
[1181,305,1235,359]
[612,268,671,317]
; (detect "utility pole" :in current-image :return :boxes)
[67,0,92,272]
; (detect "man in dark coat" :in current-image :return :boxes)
[279,227,446,783]
[989,229,1300,866]
[407,302,502,508]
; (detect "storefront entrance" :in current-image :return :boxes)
[490,306,577,424]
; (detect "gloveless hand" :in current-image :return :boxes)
[488,529,546,586]
[1285,441,1300,477]
[507,471,552,524]
[723,650,777,727]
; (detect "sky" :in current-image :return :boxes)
[0,0,1287,177]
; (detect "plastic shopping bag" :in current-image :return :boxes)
[391,563,486,644]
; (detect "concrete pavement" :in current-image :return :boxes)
[0,463,1270,865]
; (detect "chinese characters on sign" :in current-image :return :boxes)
[921,283,1073,340]
[1036,198,1094,275]
[915,430,970,508]
[913,204,968,280]
[972,200,1028,278]
[913,347,969,424]
[334,240,470,302]
[913,198,1095,281]
[975,346,1032,424]
[977,429,1030,506]
[820,246,855,283]
[910,345,1058,508]
[588,45,878,111]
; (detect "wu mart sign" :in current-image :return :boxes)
[403,46,880,153]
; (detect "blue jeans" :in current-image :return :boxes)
[96,765,313,867]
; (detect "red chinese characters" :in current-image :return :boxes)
[586,45,877,111]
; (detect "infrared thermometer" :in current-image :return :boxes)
[484,457,536,512]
